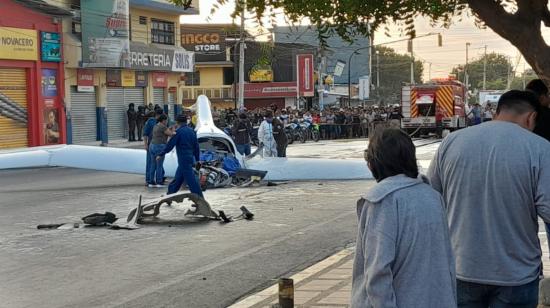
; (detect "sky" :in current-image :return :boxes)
[181,0,550,80]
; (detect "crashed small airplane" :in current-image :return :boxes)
[0,95,372,181]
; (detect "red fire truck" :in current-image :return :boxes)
[401,78,467,135]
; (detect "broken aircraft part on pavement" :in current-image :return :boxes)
[126,192,254,224]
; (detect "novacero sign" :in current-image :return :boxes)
[126,42,194,72]
[0,27,38,61]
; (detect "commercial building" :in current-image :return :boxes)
[180,24,237,109]
[0,0,71,149]
[61,0,198,144]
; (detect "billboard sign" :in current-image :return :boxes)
[127,42,194,72]
[244,82,297,98]
[77,69,94,92]
[0,27,37,61]
[297,54,314,97]
[41,32,61,62]
[181,26,226,62]
[81,0,130,68]
[358,76,370,100]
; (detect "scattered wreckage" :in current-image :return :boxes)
[37,192,254,231]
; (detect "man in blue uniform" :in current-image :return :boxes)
[143,109,164,186]
[157,115,203,198]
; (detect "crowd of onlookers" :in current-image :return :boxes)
[212,105,404,140]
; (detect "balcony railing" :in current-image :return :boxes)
[181,86,234,100]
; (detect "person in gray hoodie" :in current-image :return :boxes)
[352,128,456,308]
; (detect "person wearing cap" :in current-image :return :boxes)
[428,90,550,305]
[156,115,203,198]
[143,108,164,186]
[257,111,277,157]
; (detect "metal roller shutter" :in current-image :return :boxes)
[107,87,145,141]
[0,68,28,149]
[153,88,165,106]
[70,86,97,144]
[168,91,175,121]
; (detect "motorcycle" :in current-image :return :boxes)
[285,121,305,144]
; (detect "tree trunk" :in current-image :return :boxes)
[467,0,550,86]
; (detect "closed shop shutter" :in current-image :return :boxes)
[70,86,97,144]
[107,87,145,141]
[168,91,175,121]
[153,88,165,106]
[0,68,28,149]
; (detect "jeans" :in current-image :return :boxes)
[457,279,539,308]
[145,144,153,184]
[236,143,251,156]
[167,162,203,198]
[149,143,166,185]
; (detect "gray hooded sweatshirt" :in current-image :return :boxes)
[351,175,456,308]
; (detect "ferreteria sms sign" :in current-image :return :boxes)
[126,42,194,72]
[0,27,38,61]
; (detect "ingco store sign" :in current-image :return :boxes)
[0,27,38,61]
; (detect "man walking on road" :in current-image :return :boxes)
[428,90,550,307]
[143,109,163,186]
[232,112,253,156]
[157,115,203,198]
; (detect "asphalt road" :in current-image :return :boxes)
[0,167,373,308]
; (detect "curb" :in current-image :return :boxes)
[229,248,354,308]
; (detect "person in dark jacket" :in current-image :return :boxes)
[157,115,203,197]
[136,106,146,142]
[272,116,288,157]
[232,112,253,156]
[526,79,550,141]
[127,103,137,142]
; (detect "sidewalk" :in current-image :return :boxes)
[231,230,550,308]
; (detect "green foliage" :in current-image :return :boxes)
[450,52,512,90]
[373,46,423,104]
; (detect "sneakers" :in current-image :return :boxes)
[155,184,167,188]
[147,183,156,188]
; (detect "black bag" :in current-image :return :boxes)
[82,212,118,225]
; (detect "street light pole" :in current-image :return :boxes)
[348,46,370,102]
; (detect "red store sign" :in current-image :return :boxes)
[77,69,94,92]
[244,82,297,98]
[152,72,168,87]
[297,54,314,97]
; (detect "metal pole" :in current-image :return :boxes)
[429,62,432,81]
[465,42,470,103]
[483,45,487,90]
[318,50,325,110]
[376,51,380,89]
[410,40,414,84]
[237,2,245,110]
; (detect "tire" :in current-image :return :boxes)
[287,133,294,144]
[313,130,320,142]
[299,131,306,143]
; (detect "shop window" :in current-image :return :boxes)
[223,67,234,85]
[185,71,200,86]
[151,19,175,45]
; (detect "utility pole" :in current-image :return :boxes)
[465,42,470,103]
[408,40,414,84]
[376,50,380,89]
[318,48,325,110]
[428,62,432,81]
[237,1,245,110]
[483,45,487,90]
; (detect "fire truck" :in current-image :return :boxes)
[400,79,467,135]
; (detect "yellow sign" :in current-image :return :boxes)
[250,69,273,83]
[0,27,38,61]
[121,70,135,87]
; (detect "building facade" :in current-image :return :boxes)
[0,0,71,149]
[60,0,198,144]
[179,24,236,109]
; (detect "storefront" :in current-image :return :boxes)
[105,70,146,140]
[243,82,297,110]
[69,69,97,144]
[0,0,69,149]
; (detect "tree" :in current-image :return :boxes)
[170,0,550,86]
[373,46,423,105]
[450,53,513,91]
